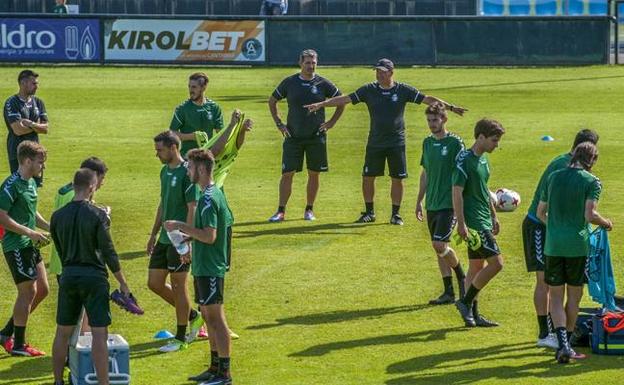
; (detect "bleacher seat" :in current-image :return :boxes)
[588,0,608,15]
[535,0,558,15]
[482,0,504,15]
[509,0,530,15]
[568,0,585,15]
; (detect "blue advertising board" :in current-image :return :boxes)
[0,18,100,62]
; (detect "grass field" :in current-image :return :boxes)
[0,65,623,385]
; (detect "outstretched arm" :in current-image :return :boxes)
[210,109,241,157]
[305,95,352,113]
[422,95,468,116]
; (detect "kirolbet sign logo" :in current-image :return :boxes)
[105,19,265,62]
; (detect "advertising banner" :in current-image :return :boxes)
[105,19,265,63]
[0,18,100,62]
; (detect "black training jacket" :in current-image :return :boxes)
[50,200,120,277]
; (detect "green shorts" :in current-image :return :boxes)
[57,274,111,327]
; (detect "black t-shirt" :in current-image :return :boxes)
[50,200,120,278]
[272,74,341,139]
[3,95,47,160]
[349,82,424,147]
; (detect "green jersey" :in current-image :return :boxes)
[192,184,233,278]
[159,162,197,244]
[49,183,75,274]
[420,132,464,211]
[452,149,493,231]
[541,167,601,257]
[0,172,38,252]
[170,99,223,156]
[52,5,68,14]
[527,153,571,220]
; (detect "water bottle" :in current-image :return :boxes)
[166,229,189,255]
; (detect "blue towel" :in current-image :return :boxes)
[587,227,617,310]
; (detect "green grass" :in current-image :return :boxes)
[0,65,623,385]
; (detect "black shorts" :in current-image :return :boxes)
[194,276,224,306]
[282,136,328,173]
[4,246,42,284]
[522,216,546,272]
[362,145,407,179]
[427,209,456,242]
[57,275,111,327]
[468,230,501,260]
[9,158,42,187]
[545,255,586,286]
[148,241,190,273]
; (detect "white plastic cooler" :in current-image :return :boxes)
[69,333,131,385]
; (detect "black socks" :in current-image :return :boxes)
[461,284,480,306]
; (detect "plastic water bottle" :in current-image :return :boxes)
[166,229,189,255]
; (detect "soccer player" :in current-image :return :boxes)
[523,129,599,349]
[415,103,466,305]
[147,131,202,353]
[165,148,234,385]
[3,70,49,187]
[537,142,611,364]
[170,72,224,157]
[452,119,504,328]
[267,49,344,222]
[49,157,109,280]
[50,168,133,385]
[305,58,466,225]
[0,141,50,356]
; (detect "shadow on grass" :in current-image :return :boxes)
[429,74,624,92]
[0,355,52,383]
[118,250,146,260]
[248,304,433,330]
[291,326,467,357]
[234,221,385,238]
[385,342,592,384]
[216,95,266,103]
[128,339,168,360]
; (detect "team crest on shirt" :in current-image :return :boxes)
[171,176,177,187]
[441,146,448,156]
[310,85,319,94]
[391,94,398,102]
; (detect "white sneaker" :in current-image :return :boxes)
[537,333,559,350]
[158,339,188,353]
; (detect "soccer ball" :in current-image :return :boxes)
[495,188,521,212]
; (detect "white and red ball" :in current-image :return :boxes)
[494,188,521,212]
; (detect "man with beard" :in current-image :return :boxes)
[0,141,50,356]
[3,70,49,187]
[165,148,234,385]
[415,103,466,305]
[170,72,224,157]
[268,49,344,222]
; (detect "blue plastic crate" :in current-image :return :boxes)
[591,314,624,355]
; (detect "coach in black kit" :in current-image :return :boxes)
[267,49,345,222]
[3,70,49,187]
[306,58,467,225]
[50,168,132,385]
